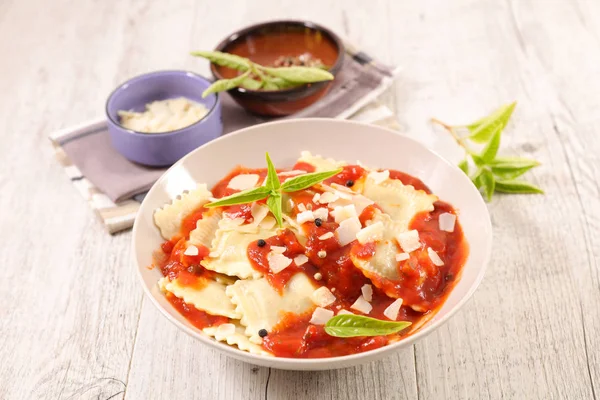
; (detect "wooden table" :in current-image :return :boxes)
[2,0,598,399]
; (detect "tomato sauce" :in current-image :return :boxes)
[324,164,366,186]
[388,169,431,193]
[166,292,228,330]
[153,165,469,357]
[262,312,389,358]
[247,229,319,293]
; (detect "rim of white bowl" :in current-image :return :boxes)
[132,118,492,367]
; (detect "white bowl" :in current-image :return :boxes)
[132,118,492,370]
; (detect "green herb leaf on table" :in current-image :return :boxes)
[190,51,251,71]
[489,157,540,180]
[467,102,516,144]
[495,179,544,194]
[479,123,503,162]
[458,159,469,174]
[281,169,343,192]
[204,186,270,208]
[479,170,496,202]
[432,102,542,201]
[324,315,412,338]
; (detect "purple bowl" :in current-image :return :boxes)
[106,70,222,167]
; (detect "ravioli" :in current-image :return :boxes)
[362,177,437,231]
[201,227,275,279]
[351,213,404,281]
[298,151,347,172]
[159,276,241,319]
[189,210,221,248]
[226,273,317,343]
[154,184,212,240]
[203,322,274,356]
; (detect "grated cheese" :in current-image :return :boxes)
[361,284,373,302]
[383,298,403,320]
[118,97,209,133]
[356,222,385,244]
[336,217,362,246]
[227,174,259,191]
[294,254,309,266]
[439,212,457,232]
[270,245,286,253]
[184,245,199,256]
[395,252,410,261]
[311,287,336,307]
[297,210,315,224]
[310,307,334,325]
[318,192,339,204]
[368,170,390,184]
[396,230,421,253]
[312,207,329,221]
[318,232,334,240]
[267,252,293,273]
[331,204,358,223]
[427,247,445,266]
[351,295,373,314]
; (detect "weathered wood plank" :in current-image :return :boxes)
[389,0,600,398]
[1,0,599,399]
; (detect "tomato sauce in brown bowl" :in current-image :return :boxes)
[210,20,344,117]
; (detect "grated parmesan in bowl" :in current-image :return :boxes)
[118,97,209,134]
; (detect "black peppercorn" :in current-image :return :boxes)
[257,239,266,247]
[345,180,355,187]
[258,329,268,338]
[315,218,323,227]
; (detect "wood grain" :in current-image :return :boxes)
[0,0,598,399]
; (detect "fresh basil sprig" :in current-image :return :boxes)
[324,315,412,338]
[190,51,334,96]
[205,153,342,227]
[432,102,543,201]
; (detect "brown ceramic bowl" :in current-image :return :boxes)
[211,20,345,117]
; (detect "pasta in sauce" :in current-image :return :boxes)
[152,152,468,358]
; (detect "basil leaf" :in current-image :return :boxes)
[495,179,544,194]
[479,124,502,162]
[281,168,343,192]
[260,66,334,83]
[202,71,251,97]
[264,152,281,190]
[267,193,283,227]
[471,168,485,190]
[491,161,539,179]
[190,50,250,71]
[471,154,485,167]
[479,169,496,201]
[261,81,280,91]
[265,76,298,89]
[458,159,469,175]
[205,186,270,208]
[240,77,262,90]
[468,102,516,144]
[324,315,412,338]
